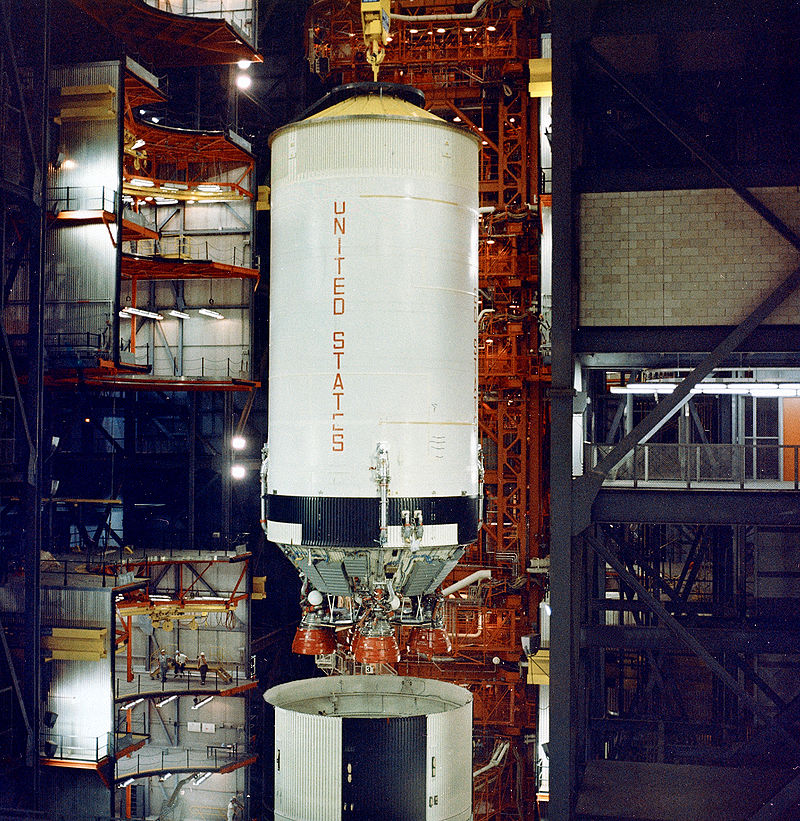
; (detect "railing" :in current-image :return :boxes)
[127,235,251,268]
[48,186,116,215]
[142,0,254,38]
[115,740,246,778]
[115,665,248,700]
[42,730,110,762]
[120,338,251,380]
[586,441,800,489]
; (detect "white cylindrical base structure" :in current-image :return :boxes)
[264,676,473,821]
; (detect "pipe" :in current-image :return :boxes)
[441,569,491,597]
[376,443,390,547]
[391,0,489,22]
[259,444,269,536]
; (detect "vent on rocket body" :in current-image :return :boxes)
[262,82,482,664]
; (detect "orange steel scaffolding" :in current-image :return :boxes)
[309,2,549,817]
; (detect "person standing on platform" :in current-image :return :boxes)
[198,652,208,685]
[158,648,169,683]
[174,649,187,678]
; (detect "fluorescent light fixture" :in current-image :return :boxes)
[193,772,212,785]
[168,310,190,319]
[118,777,135,788]
[162,182,189,191]
[463,26,474,32]
[236,73,252,90]
[198,308,224,319]
[191,696,214,710]
[237,59,252,69]
[130,178,154,187]
[160,773,173,782]
[486,25,497,31]
[231,435,246,450]
[123,307,163,320]
[119,311,131,319]
[151,116,160,123]
[436,27,446,33]
[609,382,799,398]
[131,138,145,150]
[154,197,179,205]
[409,28,419,33]
[609,384,675,395]
[231,464,246,480]
[453,116,462,122]
[196,184,221,193]
[120,698,144,710]
[156,694,178,707]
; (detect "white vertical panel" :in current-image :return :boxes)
[425,702,472,821]
[269,106,479,501]
[538,684,550,794]
[274,707,341,821]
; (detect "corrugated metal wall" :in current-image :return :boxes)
[274,708,341,821]
[42,588,112,760]
[45,62,120,354]
[426,704,473,821]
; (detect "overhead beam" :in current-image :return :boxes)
[594,489,800,526]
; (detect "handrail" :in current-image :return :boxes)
[586,441,800,489]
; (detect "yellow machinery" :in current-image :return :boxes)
[360,0,391,79]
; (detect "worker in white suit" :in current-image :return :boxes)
[227,796,242,821]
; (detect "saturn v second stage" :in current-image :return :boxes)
[261,82,481,664]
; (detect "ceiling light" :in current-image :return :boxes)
[118,777,135,789]
[197,184,221,193]
[409,28,419,33]
[231,435,246,450]
[486,25,497,32]
[198,308,224,319]
[168,310,190,319]
[236,73,252,90]
[231,465,246,480]
[191,696,214,710]
[138,108,145,115]
[130,178,154,187]
[608,381,798,397]
[151,116,160,123]
[237,59,252,70]
[120,698,144,710]
[453,116,462,122]
[187,199,196,204]
[123,307,163,320]
[119,311,131,319]
[482,140,488,145]
[160,773,173,782]
[154,197,178,205]
[162,182,188,191]
[156,694,178,707]
[436,27,446,33]
[131,138,145,150]
[193,772,212,785]
[463,27,474,32]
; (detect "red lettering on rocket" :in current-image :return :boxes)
[332,202,346,452]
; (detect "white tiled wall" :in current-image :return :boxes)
[579,187,800,325]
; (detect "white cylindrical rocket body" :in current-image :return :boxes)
[264,87,480,599]
[265,676,473,821]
